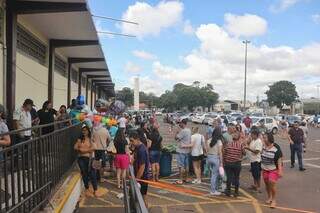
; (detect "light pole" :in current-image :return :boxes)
[317,85,320,99]
[243,40,250,111]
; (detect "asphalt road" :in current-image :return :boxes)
[159,118,320,213]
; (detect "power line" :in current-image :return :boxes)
[97,31,136,38]
[92,14,139,25]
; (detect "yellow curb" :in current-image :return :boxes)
[54,173,81,213]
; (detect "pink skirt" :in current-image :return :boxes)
[115,154,130,169]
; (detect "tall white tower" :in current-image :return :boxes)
[134,76,139,111]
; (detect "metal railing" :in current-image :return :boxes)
[123,165,148,213]
[0,119,81,213]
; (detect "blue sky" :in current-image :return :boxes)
[88,0,320,100]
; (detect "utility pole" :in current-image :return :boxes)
[317,85,320,99]
[243,40,250,111]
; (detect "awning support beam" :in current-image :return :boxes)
[51,39,99,48]
[15,1,88,14]
[68,57,105,64]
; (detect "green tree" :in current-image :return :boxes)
[265,80,299,109]
[115,87,134,106]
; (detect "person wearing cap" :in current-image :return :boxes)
[0,104,11,159]
[13,99,33,142]
[175,118,192,184]
[288,121,306,171]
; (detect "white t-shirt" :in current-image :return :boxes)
[247,138,263,163]
[191,133,204,157]
[118,117,127,128]
[13,107,32,137]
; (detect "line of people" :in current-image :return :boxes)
[175,118,284,208]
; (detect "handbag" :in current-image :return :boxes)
[91,158,102,170]
[106,140,117,154]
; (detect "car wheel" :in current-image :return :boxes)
[272,127,278,135]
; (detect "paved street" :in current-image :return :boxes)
[78,118,320,213]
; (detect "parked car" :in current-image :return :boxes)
[252,117,279,134]
[203,114,218,124]
[155,111,163,116]
[192,113,207,124]
[179,113,196,121]
[287,115,301,127]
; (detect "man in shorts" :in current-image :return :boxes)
[175,119,191,184]
[130,131,149,205]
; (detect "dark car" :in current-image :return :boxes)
[287,115,301,127]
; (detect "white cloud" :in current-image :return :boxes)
[124,61,142,73]
[224,13,268,37]
[120,1,183,38]
[153,22,320,100]
[270,0,301,12]
[129,76,165,95]
[312,14,320,24]
[132,50,157,60]
[183,20,195,35]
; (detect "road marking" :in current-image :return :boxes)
[305,163,320,168]
[148,192,185,204]
[194,203,204,213]
[239,188,263,213]
[259,203,316,213]
[162,206,168,213]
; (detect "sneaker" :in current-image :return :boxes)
[210,191,221,196]
[192,179,201,184]
[290,164,295,168]
[299,168,306,171]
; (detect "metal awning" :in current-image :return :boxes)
[17,0,113,86]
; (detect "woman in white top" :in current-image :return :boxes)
[181,127,206,184]
[206,127,223,196]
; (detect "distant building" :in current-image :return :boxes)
[301,98,320,114]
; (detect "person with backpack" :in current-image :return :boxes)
[261,132,283,208]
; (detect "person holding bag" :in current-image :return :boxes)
[182,127,206,184]
[74,125,98,197]
[206,127,224,196]
[114,129,130,189]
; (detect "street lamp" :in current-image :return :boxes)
[243,40,250,111]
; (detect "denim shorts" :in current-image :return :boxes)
[95,150,107,168]
[177,153,190,169]
[149,150,161,164]
[251,161,261,180]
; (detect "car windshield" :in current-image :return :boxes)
[252,118,260,123]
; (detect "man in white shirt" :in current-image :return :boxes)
[13,99,33,142]
[118,114,127,130]
[245,128,263,192]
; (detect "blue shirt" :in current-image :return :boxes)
[134,144,149,180]
[207,126,214,138]
[109,126,118,139]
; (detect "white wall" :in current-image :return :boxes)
[16,53,48,109]
[53,72,68,109]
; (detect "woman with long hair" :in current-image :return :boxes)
[261,132,283,208]
[56,105,71,129]
[74,125,98,197]
[37,100,57,134]
[206,127,223,195]
[114,128,130,188]
[149,122,163,181]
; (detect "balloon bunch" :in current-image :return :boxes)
[74,112,118,126]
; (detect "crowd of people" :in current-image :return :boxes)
[0,99,311,209]
[174,114,308,209]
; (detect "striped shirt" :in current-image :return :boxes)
[223,140,245,163]
[261,145,282,171]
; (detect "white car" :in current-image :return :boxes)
[192,114,207,124]
[155,111,163,116]
[252,117,279,134]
